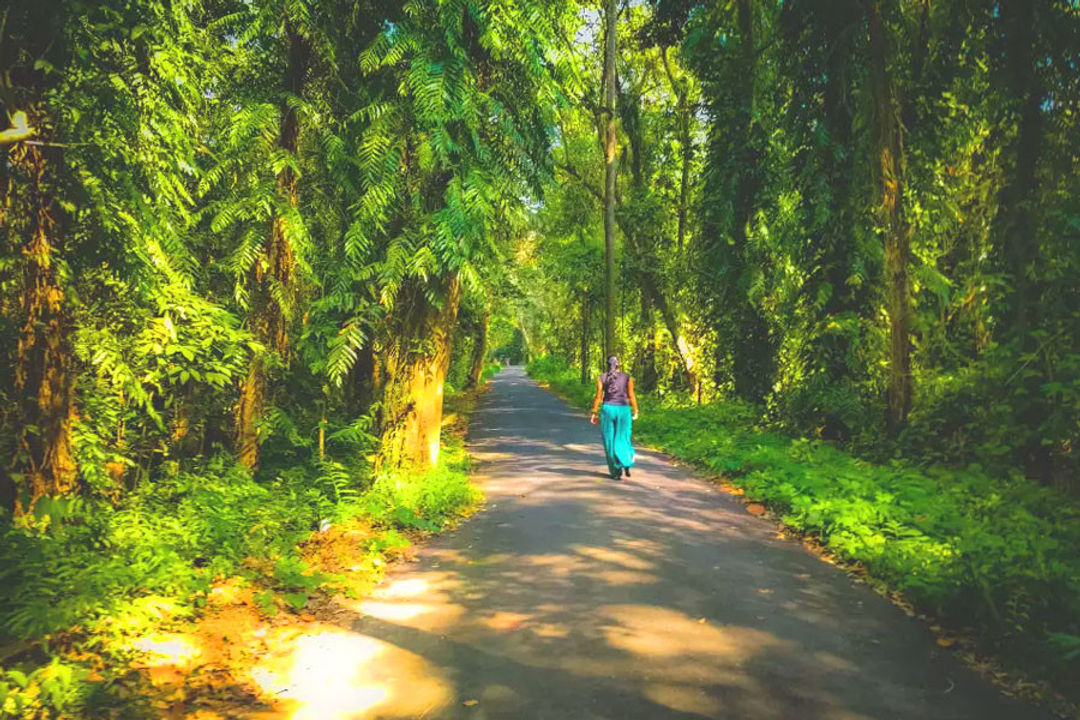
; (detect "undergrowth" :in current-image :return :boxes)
[0,381,489,719]
[527,355,1080,707]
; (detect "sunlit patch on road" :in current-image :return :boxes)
[249,626,452,720]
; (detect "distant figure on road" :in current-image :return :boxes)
[590,355,639,479]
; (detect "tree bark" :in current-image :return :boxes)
[377,276,461,472]
[602,0,618,360]
[347,344,377,416]
[236,358,264,468]
[236,21,310,468]
[996,0,1042,343]
[865,0,912,434]
[9,120,78,505]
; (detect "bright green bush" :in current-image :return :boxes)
[481,361,503,382]
[364,425,482,531]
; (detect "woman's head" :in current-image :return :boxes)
[606,355,619,373]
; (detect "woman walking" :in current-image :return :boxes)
[590,356,639,479]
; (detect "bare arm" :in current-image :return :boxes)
[590,376,603,423]
[628,377,639,419]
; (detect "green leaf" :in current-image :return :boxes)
[282,592,308,611]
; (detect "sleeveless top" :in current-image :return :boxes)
[601,371,630,406]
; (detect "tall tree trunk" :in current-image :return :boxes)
[865,0,912,434]
[377,276,461,472]
[809,8,860,439]
[822,10,856,316]
[726,0,773,404]
[677,102,691,254]
[235,358,264,468]
[236,21,310,468]
[731,0,757,256]
[579,295,591,384]
[467,310,489,389]
[347,344,377,416]
[660,47,692,255]
[8,121,77,506]
[602,0,618,360]
[997,0,1042,343]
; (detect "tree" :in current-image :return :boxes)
[1,0,217,507]
[602,0,619,360]
[335,0,567,472]
[864,0,912,433]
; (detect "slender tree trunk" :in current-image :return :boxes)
[8,122,77,506]
[659,47,692,256]
[236,358,264,468]
[822,11,855,316]
[812,5,859,440]
[997,0,1042,343]
[602,0,618,360]
[377,276,461,472]
[731,0,757,255]
[579,295,591,384]
[865,0,912,434]
[677,103,691,254]
[237,22,310,468]
[467,310,489,389]
[639,335,659,393]
[347,344,376,416]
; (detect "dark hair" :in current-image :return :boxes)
[601,355,623,396]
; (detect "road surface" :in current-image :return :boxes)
[265,367,1048,720]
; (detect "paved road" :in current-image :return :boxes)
[310,367,1047,719]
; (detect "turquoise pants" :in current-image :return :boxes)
[600,403,635,477]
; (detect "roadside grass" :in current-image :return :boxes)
[527,355,1080,711]
[0,378,491,719]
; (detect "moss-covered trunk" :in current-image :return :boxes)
[8,118,77,505]
[377,276,461,472]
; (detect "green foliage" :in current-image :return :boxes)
[0,429,481,717]
[529,356,1080,693]
[0,432,480,640]
[0,658,89,719]
[364,430,481,530]
[0,381,482,718]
